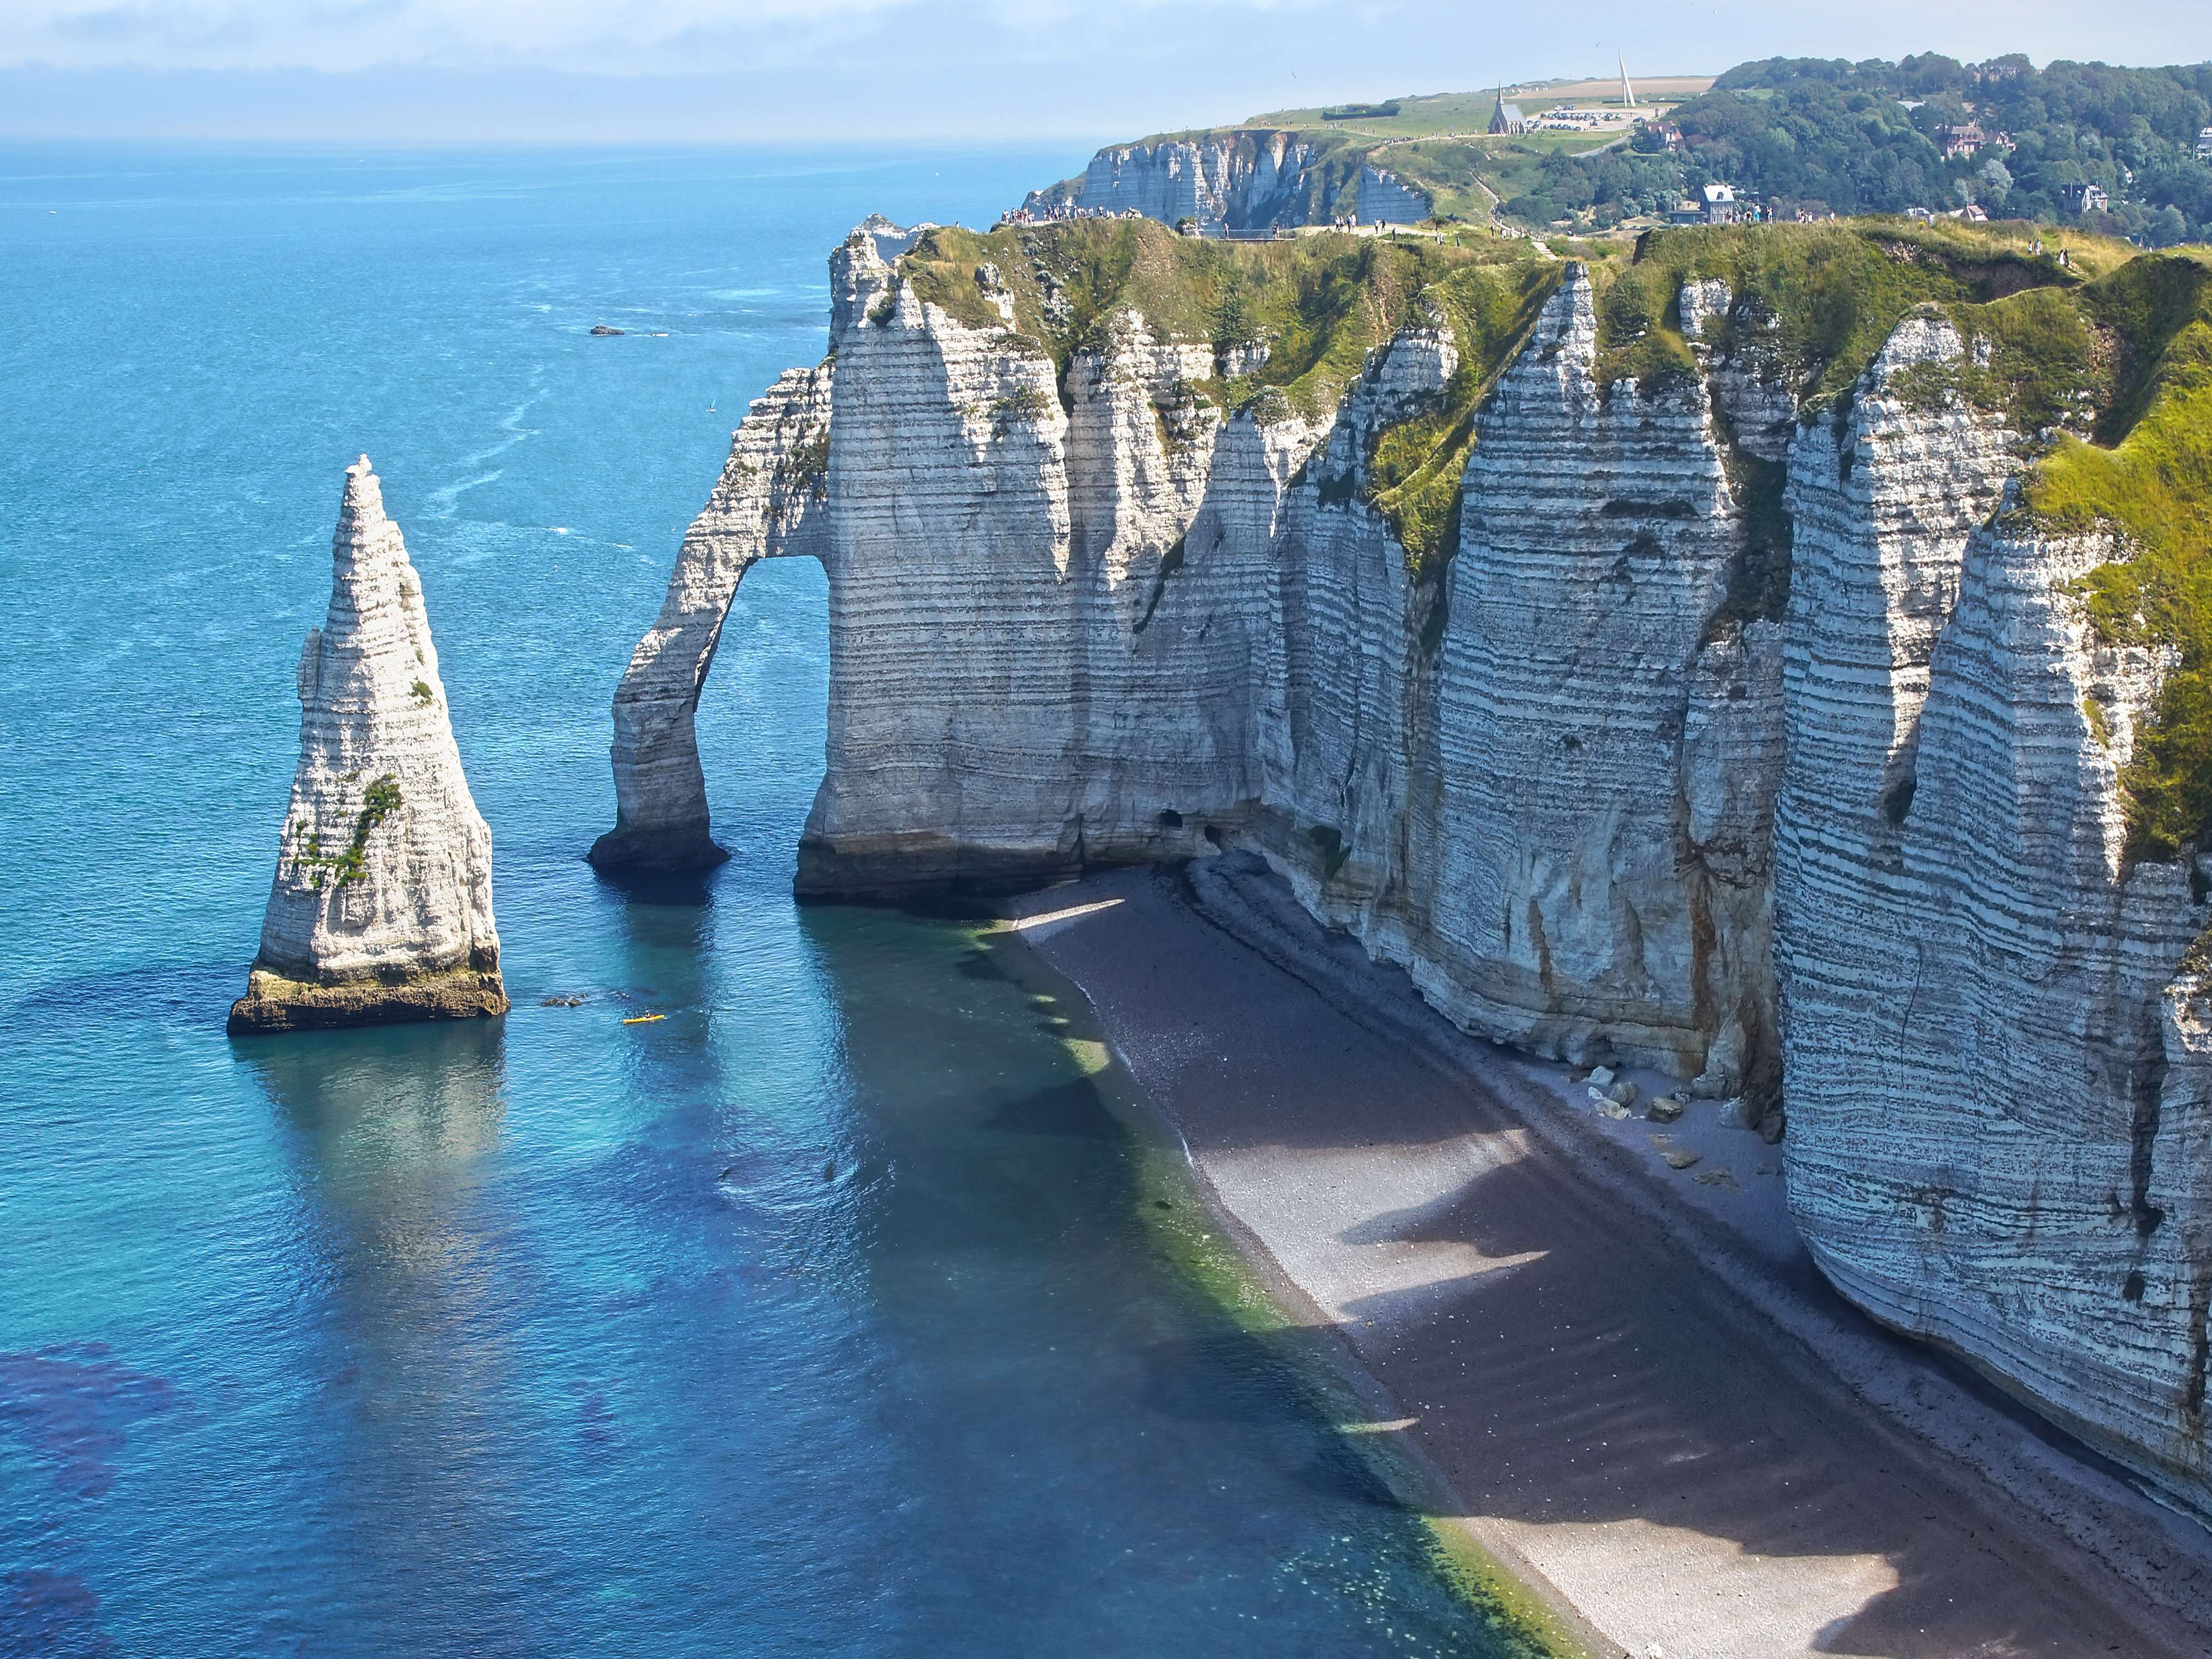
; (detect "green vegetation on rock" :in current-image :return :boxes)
[1363,262,1561,576]
[293,773,403,890]
[900,219,1561,580]
[899,218,1545,429]
[906,217,2212,861]
[2011,251,2212,860]
[1586,218,2095,405]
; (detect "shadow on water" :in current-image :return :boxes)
[790,906,1560,1658]
[584,858,721,911]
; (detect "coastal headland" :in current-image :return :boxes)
[598,202,2212,1527]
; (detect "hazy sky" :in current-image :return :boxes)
[4,0,2209,140]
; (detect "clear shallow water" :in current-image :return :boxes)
[0,145,1522,1656]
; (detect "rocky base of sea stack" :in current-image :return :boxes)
[586,823,731,874]
[226,961,509,1035]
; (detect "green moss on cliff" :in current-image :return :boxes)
[2012,252,2212,861]
[1363,262,1562,578]
[1586,232,2208,863]
[292,773,402,891]
[900,221,2212,861]
[897,218,1542,425]
[1585,220,2105,406]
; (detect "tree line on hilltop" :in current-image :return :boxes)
[1497,55,2212,245]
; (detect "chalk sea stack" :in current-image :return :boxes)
[228,457,507,1035]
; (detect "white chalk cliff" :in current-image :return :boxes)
[231,457,506,1033]
[602,223,2212,1512]
[1025,131,1326,229]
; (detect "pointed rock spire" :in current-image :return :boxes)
[228,455,507,1033]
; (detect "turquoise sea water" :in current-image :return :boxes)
[0,145,1521,1656]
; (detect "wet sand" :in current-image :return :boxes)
[1005,857,2212,1659]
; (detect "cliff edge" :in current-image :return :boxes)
[606,215,2212,1514]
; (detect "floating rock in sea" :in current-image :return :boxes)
[228,456,508,1034]
[1662,1148,1702,1170]
[1646,1093,1686,1123]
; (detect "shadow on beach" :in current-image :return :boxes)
[1005,858,2212,1659]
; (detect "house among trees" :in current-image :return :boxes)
[1699,182,1747,224]
[2073,182,2110,215]
[1669,183,1750,226]
[1938,123,1988,159]
[2198,127,2212,162]
[1937,123,2008,159]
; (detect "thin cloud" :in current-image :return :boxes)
[5,0,1324,73]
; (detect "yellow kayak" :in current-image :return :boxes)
[622,1013,665,1025]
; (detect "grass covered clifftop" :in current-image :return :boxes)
[884,220,2212,857]
[894,219,1559,576]
[2005,248,2212,862]
[898,218,1545,413]
[1572,223,2212,862]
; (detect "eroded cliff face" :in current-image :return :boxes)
[1776,325,2212,1497]
[231,458,505,1033]
[1025,132,1326,229]
[594,366,832,870]
[603,220,2212,1512]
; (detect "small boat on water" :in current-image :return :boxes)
[622,1012,665,1025]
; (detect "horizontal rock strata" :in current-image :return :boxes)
[1776,328,2212,1493]
[230,458,505,1034]
[608,222,2212,1510]
[594,365,833,871]
[1025,132,1323,230]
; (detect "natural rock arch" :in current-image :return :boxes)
[590,365,833,872]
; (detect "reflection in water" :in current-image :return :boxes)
[243,1022,536,1644]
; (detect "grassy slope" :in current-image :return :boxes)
[1029,87,1653,226]
[2017,249,2212,859]
[1584,224,2212,861]
[898,219,2212,858]
[900,218,1545,419]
